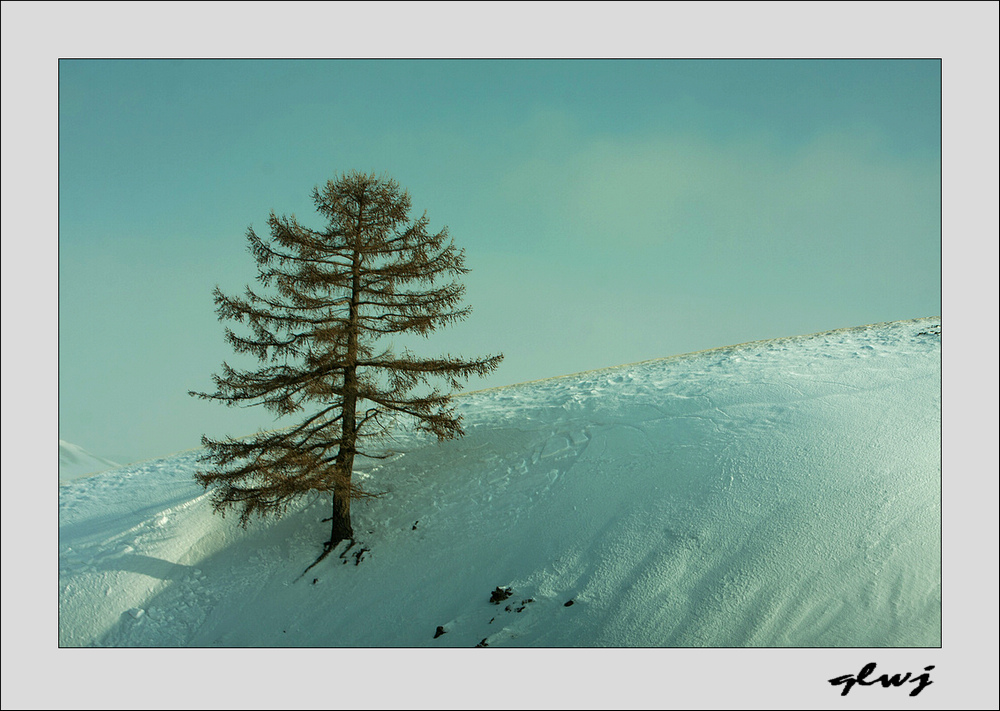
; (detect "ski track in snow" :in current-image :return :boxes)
[58,318,941,647]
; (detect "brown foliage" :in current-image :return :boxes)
[191,172,502,534]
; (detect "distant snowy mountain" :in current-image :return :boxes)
[58,318,940,648]
[58,440,120,484]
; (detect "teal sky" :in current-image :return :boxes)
[58,59,941,463]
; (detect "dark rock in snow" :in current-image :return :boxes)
[514,598,534,613]
[434,625,446,639]
[490,586,513,604]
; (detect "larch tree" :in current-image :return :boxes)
[191,172,502,560]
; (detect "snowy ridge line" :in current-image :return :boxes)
[100,425,332,473]
[455,315,941,398]
[59,442,123,485]
[113,448,202,470]
[90,317,940,472]
[76,445,211,479]
[59,465,128,485]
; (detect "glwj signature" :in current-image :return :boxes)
[829,662,934,697]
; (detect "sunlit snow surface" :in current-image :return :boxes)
[58,318,940,647]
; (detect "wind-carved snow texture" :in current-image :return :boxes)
[58,318,941,647]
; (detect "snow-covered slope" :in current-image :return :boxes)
[58,440,120,484]
[58,318,940,648]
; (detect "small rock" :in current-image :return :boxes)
[490,586,513,604]
[433,626,447,639]
[564,600,575,607]
[476,638,489,647]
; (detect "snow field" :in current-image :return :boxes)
[58,318,940,647]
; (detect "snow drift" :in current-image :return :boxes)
[58,318,941,647]
[58,440,120,484]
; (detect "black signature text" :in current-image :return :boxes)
[829,662,934,697]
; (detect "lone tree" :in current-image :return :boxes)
[191,172,502,557]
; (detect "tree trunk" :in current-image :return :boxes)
[328,363,357,549]
[328,337,359,548]
[325,196,364,551]
[327,468,354,549]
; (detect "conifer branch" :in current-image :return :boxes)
[192,172,503,544]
